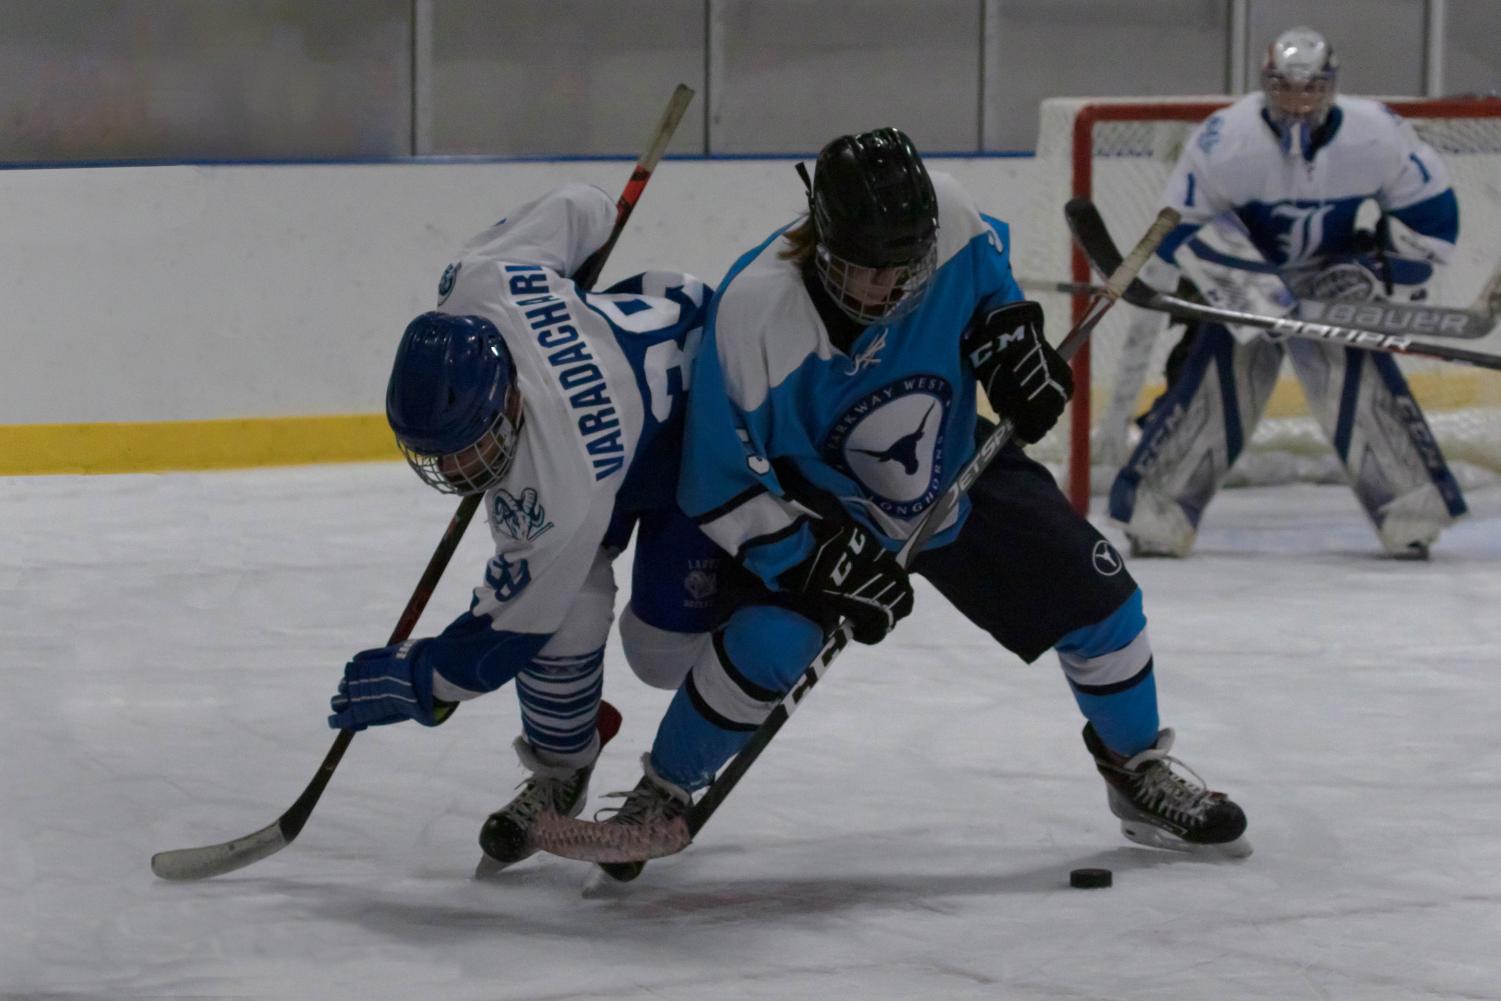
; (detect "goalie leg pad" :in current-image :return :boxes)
[1284,338,1466,552]
[1109,325,1283,553]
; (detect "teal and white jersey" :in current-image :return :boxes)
[1156,93,1458,276]
[679,171,1023,588]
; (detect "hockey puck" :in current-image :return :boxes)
[1069,867,1112,889]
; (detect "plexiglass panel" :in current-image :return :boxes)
[711,0,980,154]
[989,0,1229,151]
[0,0,410,161]
[1,1,1494,164]
[1245,0,1424,97]
[427,0,704,155]
[1443,0,1501,98]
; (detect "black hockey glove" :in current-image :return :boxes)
[782,518,914,645]
[962,300,1073,444]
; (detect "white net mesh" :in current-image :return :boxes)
[1017,96,1501,497]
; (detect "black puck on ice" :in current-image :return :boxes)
[1069,867,1112,889]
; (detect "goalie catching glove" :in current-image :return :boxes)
[781,517,914,645]
[963,300,1073,444]
[1296,216,1447,304]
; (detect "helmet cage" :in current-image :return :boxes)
[807,127,939,325]
[398,383,524,496]
[1260,28,1337,138]
[814,238,937,325]
[1261,68,1336,125]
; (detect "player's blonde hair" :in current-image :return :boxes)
[778,215,817,266]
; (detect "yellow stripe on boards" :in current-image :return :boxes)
[0,413,401,475]
[10,367,1499,476]
[1109,368,1501,420]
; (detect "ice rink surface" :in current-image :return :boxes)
[3,462,1499,1001]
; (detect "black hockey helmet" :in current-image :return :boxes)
[807,128,939,323]
[811,128,938,267]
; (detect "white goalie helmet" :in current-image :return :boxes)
[1261,27,1339,155]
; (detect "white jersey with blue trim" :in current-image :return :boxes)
[679,171,1023,588]
[1154,93,1458,275]
[433,184,708,654]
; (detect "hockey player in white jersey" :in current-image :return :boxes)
[588,129,1250,882]
[323,183,714,872]
[1107,27,1467,558]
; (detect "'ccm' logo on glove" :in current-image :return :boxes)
[966,324,1029,367]
[829,529,866,587]
[783,518,914,646]
[962,300,1073,445]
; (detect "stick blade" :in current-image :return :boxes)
[1064,199,1177,309]
[150,821,288,881]
[1064,197,1123,276]
[529,810,691,863]
[1469,259,1501,327]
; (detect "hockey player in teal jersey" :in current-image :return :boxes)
[597,129,1251,881]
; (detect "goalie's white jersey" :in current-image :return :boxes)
[424,184,709,694]
[1153,93,1458,274]
[1105,95,1469,558]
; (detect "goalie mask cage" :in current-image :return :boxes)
[1015,96,1501,512]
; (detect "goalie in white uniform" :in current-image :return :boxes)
[1105,27,1467,558]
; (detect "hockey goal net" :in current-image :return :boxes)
[1013,96,1501,511]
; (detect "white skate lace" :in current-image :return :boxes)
[503,773,581,825]
[593,786,671,826]
[1122,748,1218,826]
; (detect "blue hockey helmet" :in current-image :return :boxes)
[386,311,525,495]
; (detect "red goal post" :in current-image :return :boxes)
[1028,95,1501,513]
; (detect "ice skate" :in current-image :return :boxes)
[1127,534,1189,559]
[476,737,592,877]
[593,755,692,884]
[1378,521,1438,560]
[1083,723,1251,858]
[1120,487,1196,558]
[1375,483,1453,560]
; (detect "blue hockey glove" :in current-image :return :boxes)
[328,639,458,731]
[963,300,1073,444]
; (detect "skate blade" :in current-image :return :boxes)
[1121,821,1253,859]
[474,853,519,879]
[582,866,622,898]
